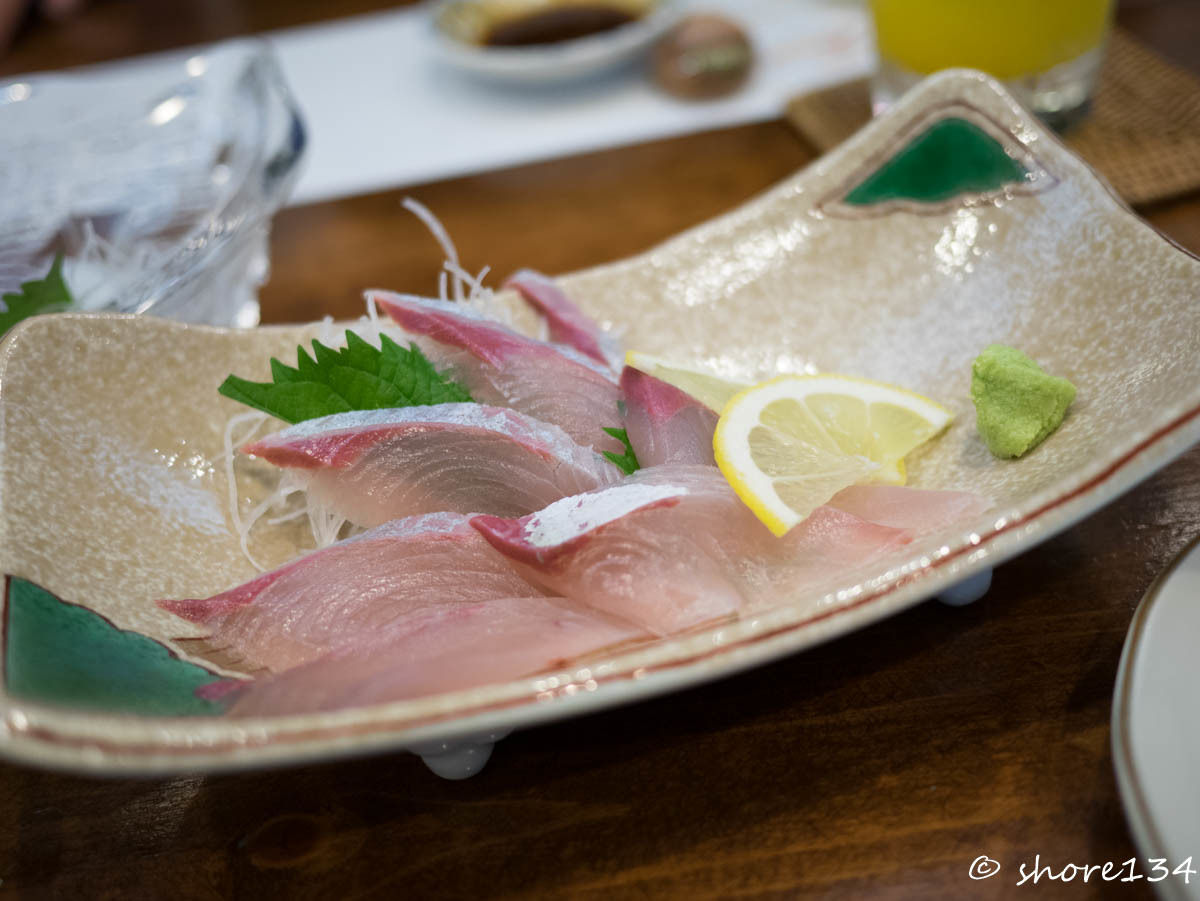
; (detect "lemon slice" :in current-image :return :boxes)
[873,457,907,485]
[625,351,750,413]
[713,374,953,536]
[628,352,907,484]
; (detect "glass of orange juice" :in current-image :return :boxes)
[869,0,1115,130]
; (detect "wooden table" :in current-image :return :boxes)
[2,3,1199,898]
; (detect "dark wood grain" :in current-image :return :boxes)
[0,0,412,78]
[261,119,812,324]
[3,2,1200,899]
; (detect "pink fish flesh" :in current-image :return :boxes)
[224,596,647,716]
[243,404,622,528]
[504,268,622,370]
[371,292,624,455]
[158,512,547,672]
[619,366,718,467]
[828,484,992,534]
[471,464,913,634]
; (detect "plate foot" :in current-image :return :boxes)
[938,568,993,607]
[410,730,511,779]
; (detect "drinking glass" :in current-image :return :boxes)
[0,40,305,327]
[869,0,1116,130]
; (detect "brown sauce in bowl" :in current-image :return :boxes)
[484,6,639,46]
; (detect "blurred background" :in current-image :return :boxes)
[1,0,1196,327]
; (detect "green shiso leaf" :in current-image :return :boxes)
[0,255,74,336]
[219,331,473,423]
[601,426,641,476]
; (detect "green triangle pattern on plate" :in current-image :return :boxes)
[845,117,1029,206]
[3,577,223,716]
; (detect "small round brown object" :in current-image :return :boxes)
[652,14,753,100]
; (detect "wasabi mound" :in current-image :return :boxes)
[971,344,1076,459]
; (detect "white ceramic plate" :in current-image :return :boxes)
[1113,537,1200,901]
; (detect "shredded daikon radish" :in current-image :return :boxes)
[222,410,272,570]
[316,314,336,345]
[239,490,291,561]
[224,418,352,568]
[441,260,521,328]
[265,506,309,526]
[220,197,553,569]
[402,197,518,327]
[352,292,398,348]
[402,197,464,302]
[307,505,349,549]
[443,260,488,300]
[351,308,407,350]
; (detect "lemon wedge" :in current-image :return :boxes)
[627,352,906,485]
[624,351,750,414]
[713,374,953,536]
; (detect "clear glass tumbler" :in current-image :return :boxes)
[869,0,1116,131]
[0,40,305,327]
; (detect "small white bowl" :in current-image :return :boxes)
[430,0,680,84]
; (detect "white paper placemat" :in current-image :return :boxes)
[22,1,874,207]
[272,0,873,205]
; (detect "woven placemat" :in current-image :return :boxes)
[785,29,1200,207]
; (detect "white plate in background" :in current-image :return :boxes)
[1113,537,1200,901]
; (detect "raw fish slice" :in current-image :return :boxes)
[620,366,718,467]
[158,512,547,672]
[225,597,647,716]
[244,404,622,528]
[475,477,744,635]
[740,505,913,614]
[472,465,913,634]
[828,485,992,535]
[371,292,625,455]
[504,268,622,370]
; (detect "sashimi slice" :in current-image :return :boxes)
[474,476,743,635]
[158,512,547,672]
[225,596,647,716]
[620,366,718,467]
[243,404,622,528]
[504,268,622,370]
[741,504,913,614]
[471,465,913,634]
[370,292,625,454]
[827,484,992,535]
